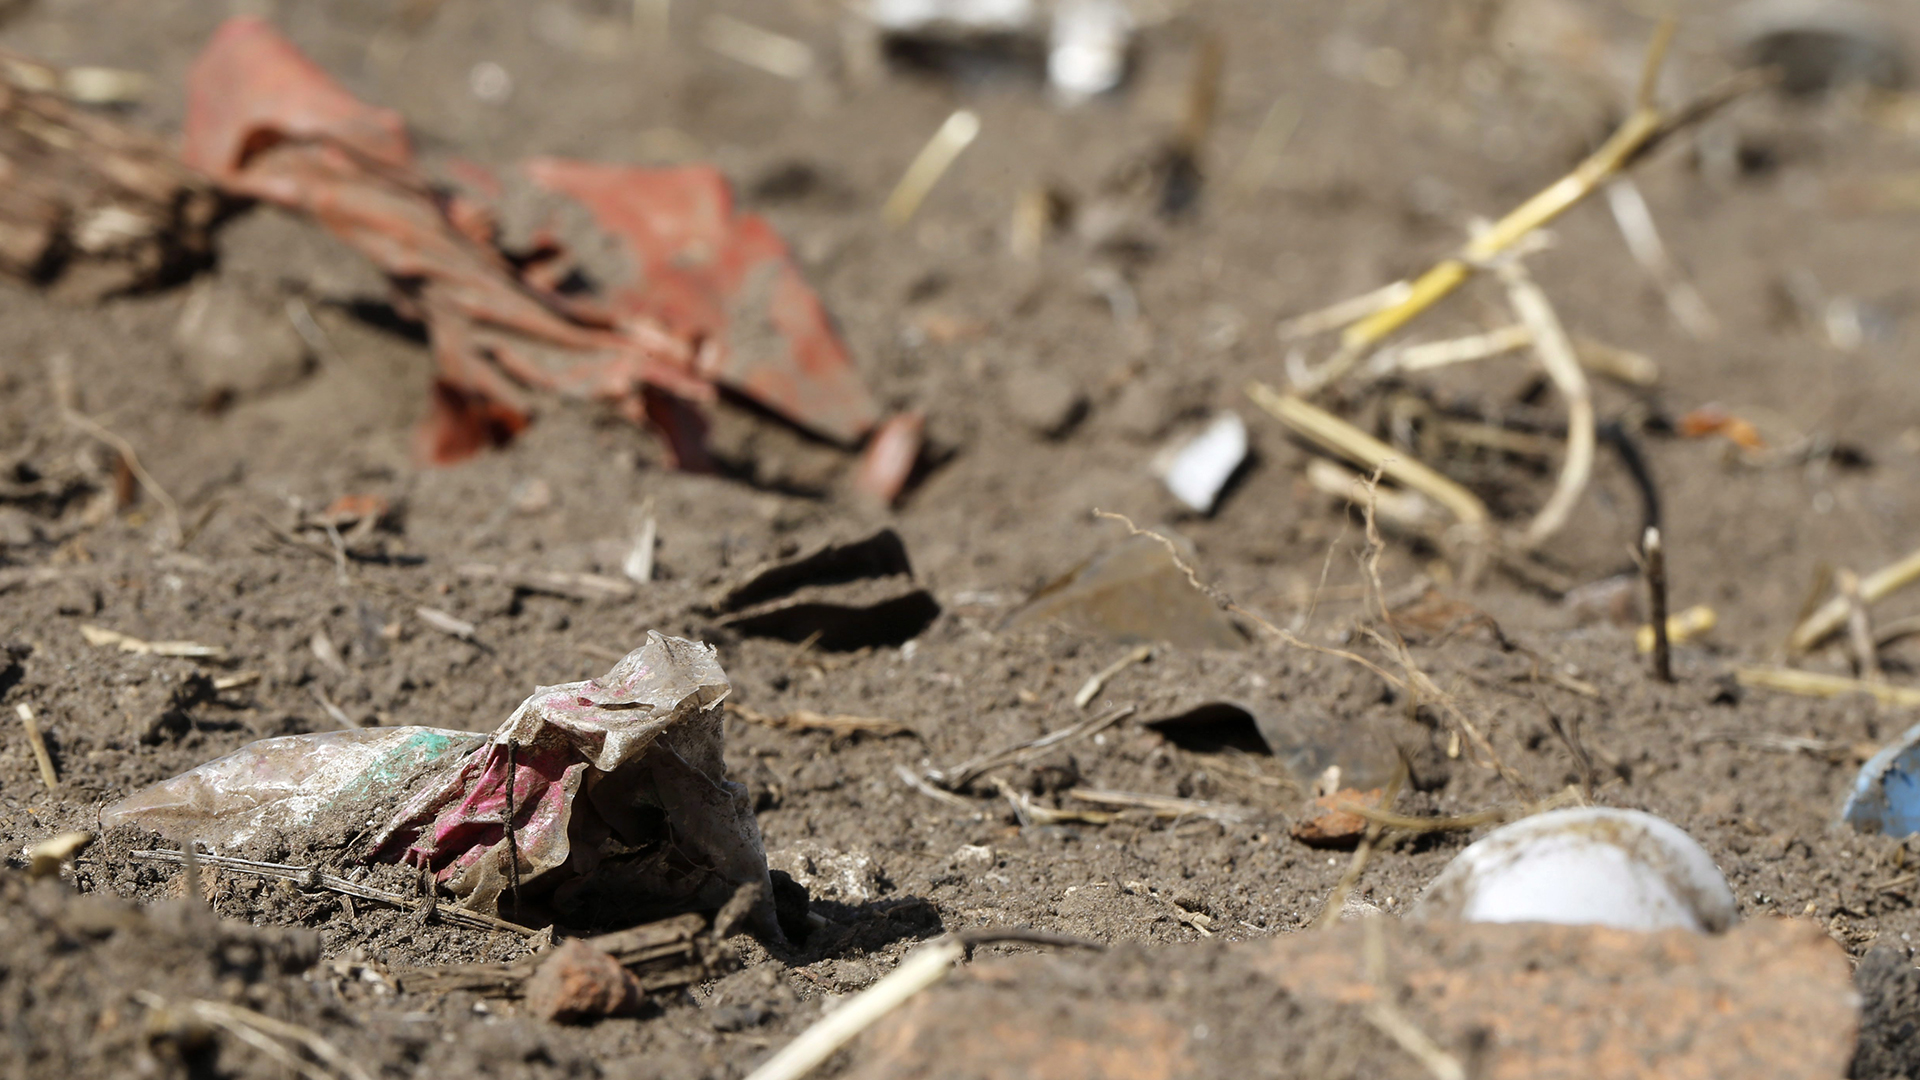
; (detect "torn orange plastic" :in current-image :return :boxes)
[182,17,878,465]
[1677,405,1766,451]
[853,410,926,504]
[524,160,878,446]
[316,493,391,528]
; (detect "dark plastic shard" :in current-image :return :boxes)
[710,529,914,614]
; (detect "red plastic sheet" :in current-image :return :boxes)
[181,17,882,469]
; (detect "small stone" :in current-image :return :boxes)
[952,844,994,866]
[524,939,642,1024]
[1290,787,1384,849]
[174,280,311,399]
[1004,368,1087,438]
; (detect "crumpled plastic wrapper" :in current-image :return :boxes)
[102,632,776,934]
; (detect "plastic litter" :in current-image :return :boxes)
[1156,412,1248,514]
[1048,0,1134,99]
[867,0,1133,99]
[103,632,777,933]
[707,529,940,651]
[1413,807,1738,933]
[102,726,485,848]
[1842,719,1920,837]
[181,17,882,468]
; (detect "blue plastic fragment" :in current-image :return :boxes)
[1842,720,1920,836]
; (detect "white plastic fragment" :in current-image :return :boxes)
[1412,807,1738,933]
[1157,412,1247,513]
[1048,0,1133,99]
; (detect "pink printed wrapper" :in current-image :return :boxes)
[104,632,777,936]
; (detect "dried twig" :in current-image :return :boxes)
[894,763,974,809]
[1791,545,1920,654]
[1064,787,1251,822]
[997,779,1115,826]
[1315,826,1382,931]
[1277,282,1414,342]
[80,623,228,659]
[1498,259,1593,551]
[1634,603,1715,654]
[128,849,539,936]
[1604,177,1716,338]
[1339,786,1585,835]
[1288,24,1762,392]
[1734,667,1920,708]
[310,685,358,729]
[455,563,634,601]
[1875,614,1920,648]
[701,14,813,78]
[1643,526,1672,682]
[414,605,477,640]
[624,498,657,584]
[1246,384,1490,580]
[1849,569,1890,680]
[728,702,918,739]
[1304,459,1445,533]
[395,913,712,995]
[220,672,262,695]
[883,110,980,228]
[1379,324,1531,374]
[1073,644,1153,710]
[927,705,1134,790]
[1572,335,1660,387]
[14,703,57,789]
[50,353,183,545]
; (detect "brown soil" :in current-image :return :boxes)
[5,0,1920,1077]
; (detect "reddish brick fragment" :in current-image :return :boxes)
[1291,787,1385,848]
[524,939,642,1024]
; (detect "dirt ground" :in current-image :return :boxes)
[5,0,1920,1076]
